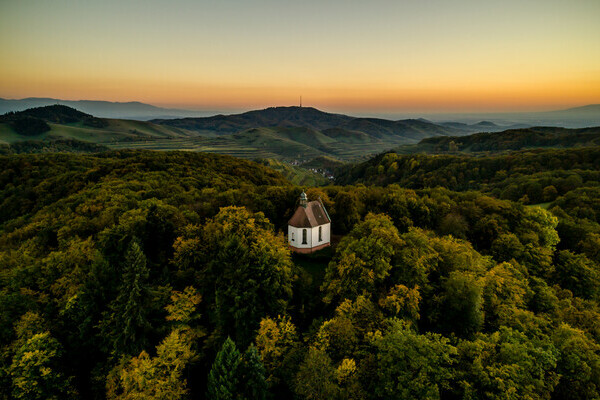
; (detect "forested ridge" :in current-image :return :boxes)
[397,126,600,154]
[1,149,600,400]
[335,147,600,204]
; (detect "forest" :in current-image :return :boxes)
[395,126,600,154]
[335,147,600,204]
[1,148,600,399]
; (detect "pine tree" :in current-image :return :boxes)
[207,337,241,400]
[238,344,268,400]
[101,239,151,356]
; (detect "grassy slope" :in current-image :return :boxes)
[301,155,346,170]
[1,115,451,161]
[257,159,329,186]
[106,125,409,161]
[0,119,197,145]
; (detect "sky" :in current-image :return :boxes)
[1,0,599,114]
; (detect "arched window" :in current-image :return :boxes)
[319,226,322,241]
[302,229,307,244]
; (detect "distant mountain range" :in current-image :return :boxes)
[421,104,600,129]
[151,106,467,141]
[0,105,469,160]
[2,103,599,162]
[0,97,213,120]
[2,97,598,128]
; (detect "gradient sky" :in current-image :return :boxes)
[1,0,599,113]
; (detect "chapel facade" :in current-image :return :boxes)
[288,191,331,254]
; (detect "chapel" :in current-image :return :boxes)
[288,191,331,253]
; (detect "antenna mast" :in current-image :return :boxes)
[300,96,302,108]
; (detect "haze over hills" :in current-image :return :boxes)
[0,97,214,120]
[3,104,600,163]
[2,97,599,128]
[414,104,600,128]
[0,105,464,160]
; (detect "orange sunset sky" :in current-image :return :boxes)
[1,0,599,114]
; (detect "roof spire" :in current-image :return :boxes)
[300,190,308,208]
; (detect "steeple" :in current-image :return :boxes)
[299,191,308,208]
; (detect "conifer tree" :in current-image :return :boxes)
[238,344,268,400]
[101,239,151,356]
[207,337,241,400]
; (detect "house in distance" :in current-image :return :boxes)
[288,191,331,253]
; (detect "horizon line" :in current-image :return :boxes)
[2,95,598,117]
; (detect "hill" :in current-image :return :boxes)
[335,146,600,204]
[12,106,599,166]
[152,106,353,134]
[1,105,461,161]
[300,155,347,170]
[117,125,418,161]
[152,106,462,141]
[0,97,213,120]
[393,126,600,154]
[0,105,198,145]
[143,106,466,160]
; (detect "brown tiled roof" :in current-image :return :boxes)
[288,200,331,228]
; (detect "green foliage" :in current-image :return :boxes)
[330,190,361,234]
[1,148,600,400]
[185,206,294,346]
[405,126,600,154]
[434,271,484,338]
[322,213,401,304]
[294,347,339,400]
[453,328,559,400]
[372,320,456,400]
[238,344,268,400]
[100,240,151,357]
[553,250,600,300]
[336,147,600,203]
[315,296,383,363]
[9,332,77,400]
[552,324,600,400]
[207,337,242,400]
[482,262,529,330]
[107,328,195,400]
[0,138,108,154]
[10,117,51,136]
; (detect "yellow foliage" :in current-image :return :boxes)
[335,358,357,384]
[255,315,298,375]
[165,286,202,324]
[379,284,421,321]
[107,329,194,400]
